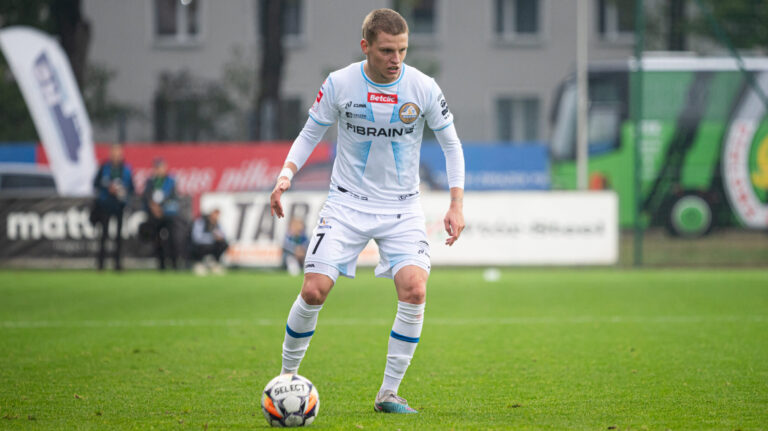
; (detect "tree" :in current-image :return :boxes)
[691,0,768,51]
[254,0,286,141]
[0,0,91,140]
[667,0,687,51]
[50,0,90,88]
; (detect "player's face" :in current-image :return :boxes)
[361,31,408,84]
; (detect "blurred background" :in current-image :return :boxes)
[0,0,767,269]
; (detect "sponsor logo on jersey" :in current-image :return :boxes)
[345,112,367,119]
[367,92,397,104]
[416,240,431,258]
[311,87,324,113]
[399,103,420,124]
[346,123,415,137]
[438,94,450,118]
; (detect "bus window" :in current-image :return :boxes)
[550,80,576,160]
[550,71,627,161]
[588,102,621,155]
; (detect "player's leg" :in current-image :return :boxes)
[281,272,334,375]
[281,202,369,375]
[373,212,430,413]
[374,265,427,413]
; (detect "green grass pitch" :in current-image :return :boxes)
[1,269,766,430]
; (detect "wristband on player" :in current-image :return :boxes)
[278,167,294,181]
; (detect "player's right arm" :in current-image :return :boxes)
[270,162,298,218]
[271,77,337,218]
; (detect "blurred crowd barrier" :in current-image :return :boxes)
[0,196,190,269]
[200,190,618,268]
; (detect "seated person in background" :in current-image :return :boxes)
[282,217,309,276]
[190,208,228,275]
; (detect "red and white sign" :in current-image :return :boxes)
[37,142,332,215]
[367,93,397,104]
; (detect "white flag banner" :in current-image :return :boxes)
[0,26,96,196]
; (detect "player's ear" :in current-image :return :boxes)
[360,38,369,55]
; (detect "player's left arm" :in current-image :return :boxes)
[445,186,465,246]
[425,81,466,246]
[435,123,466,246]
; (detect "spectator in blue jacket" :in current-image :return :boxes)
[92,143,134,271]
[142,158,180,270]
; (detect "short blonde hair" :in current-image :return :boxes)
[362,8,408,43]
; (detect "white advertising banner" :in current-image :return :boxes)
[201,191,618,267]
[0,26,96,196]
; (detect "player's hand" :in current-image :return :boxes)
[443,206,465,246]
[270,177,292,218]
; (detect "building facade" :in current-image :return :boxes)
[82,0,636,143]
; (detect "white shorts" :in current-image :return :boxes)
[303,200,431,282]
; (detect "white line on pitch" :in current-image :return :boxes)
[0,315,766,329]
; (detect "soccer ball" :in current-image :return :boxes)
[261,373,319,427]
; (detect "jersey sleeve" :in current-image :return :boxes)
[307,75,338,126]
[424,79,454,131]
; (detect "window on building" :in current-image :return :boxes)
[259,0,303,41]
[497,97,540,143]
[495,0,540,40]
[597,0,634,41]
[154,0,201,44]
[393,0,436,35]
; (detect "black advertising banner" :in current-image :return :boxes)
[0,197,189,264]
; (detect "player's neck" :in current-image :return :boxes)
[363,61,401,85]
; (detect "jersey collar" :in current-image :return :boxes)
[360,60,405,88]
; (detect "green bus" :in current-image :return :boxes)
[550,57,768,237]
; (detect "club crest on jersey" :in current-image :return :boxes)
[368,92,397,104]
[399,103,420,124]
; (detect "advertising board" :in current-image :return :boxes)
[201,191,618,267]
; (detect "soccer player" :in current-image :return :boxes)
[270,8,465,414]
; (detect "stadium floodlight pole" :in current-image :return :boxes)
[632,0,645,267]
[576,0,589,191]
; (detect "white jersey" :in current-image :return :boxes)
[308,61,453,214]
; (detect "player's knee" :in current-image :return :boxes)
[402,284,426,304]
[300,273,334,305]
[397,271,427,304]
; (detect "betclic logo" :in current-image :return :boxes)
[367,93,397,104]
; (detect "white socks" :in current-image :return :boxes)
[281,295,425,395]
[281,295,323,374]
[380,301,425,394]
